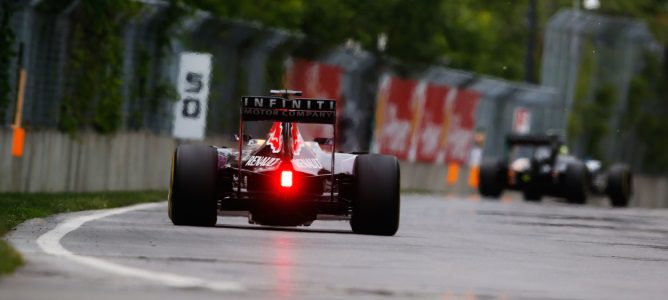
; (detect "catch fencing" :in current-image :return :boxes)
[3,3,666,206]
[541,9,662,169]
[3,2,301,135]
[4,2,560,157]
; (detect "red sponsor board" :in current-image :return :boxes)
[444,88,480,165]
[285,59,342,140]
[372,75,419,160]
[414,84,450,163]
[373,76,480,164]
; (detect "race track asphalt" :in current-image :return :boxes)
[1,194,667,300]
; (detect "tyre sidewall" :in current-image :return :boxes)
[564,161,588,204]
[607,164,632,207]
[479,158,505,198]
[350,154,400,236]
[169,145,218,226]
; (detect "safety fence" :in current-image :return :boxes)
[3,2,558,153]
[2,2,302,135]
[541,9,662,170]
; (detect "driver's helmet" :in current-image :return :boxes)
[559,145,569,155]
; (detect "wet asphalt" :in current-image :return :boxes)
[1,195,668,300]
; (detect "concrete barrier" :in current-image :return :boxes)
[631,175,668,208]
[399,159,668,208]
[398,161,475,195]
[399,161,446,192]
[1,129,666,208]
[0,129,233,192]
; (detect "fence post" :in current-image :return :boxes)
[323,47,377,151]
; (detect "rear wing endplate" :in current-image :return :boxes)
[241,96,336,124]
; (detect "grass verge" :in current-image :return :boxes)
[0,190,166,276]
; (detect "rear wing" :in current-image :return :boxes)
[236,90,338,201]
[506,134,562,146]
[241,96,336,124]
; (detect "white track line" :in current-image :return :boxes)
[35,202,244,292]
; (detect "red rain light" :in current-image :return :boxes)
[280,170,293,188]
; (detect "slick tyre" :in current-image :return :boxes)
[350,154,400,236]
[564,161,588,204]
[607,163,632,207]
[168,145,218,227]
[479,158,505,199]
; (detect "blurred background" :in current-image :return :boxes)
[0,0,666,206]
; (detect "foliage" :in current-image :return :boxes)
[127,48,151,129]
[584,84,617,159]
[437,1,528,79]
[3,0,667,143]
[596,0,668,44]
[181,0,532,79]
[266,43,294,89]
[184,0,304,29]
[35,0,76,14]
[0,190,165,275]
[0,239,22,276]
[128,0,182,130]
[567,41,595,147]
[58,1,141,135]
[626,53,668,172]
[568,39,619,160]
[0,1,16,124]
[178,0,666,81]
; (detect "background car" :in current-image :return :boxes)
[478,134,633,207]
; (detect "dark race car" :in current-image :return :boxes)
[478,134,633,207]
[168,90,400,236]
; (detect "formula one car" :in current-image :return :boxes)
[168,90,400,235]
[478,134,633,207]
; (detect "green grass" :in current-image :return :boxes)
[0,190,166,275]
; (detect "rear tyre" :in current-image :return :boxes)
[564,161,588,204]
[350,154,400,236]
[168,145,218,227]
[607,163,632,207]
[479,158,505,199]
